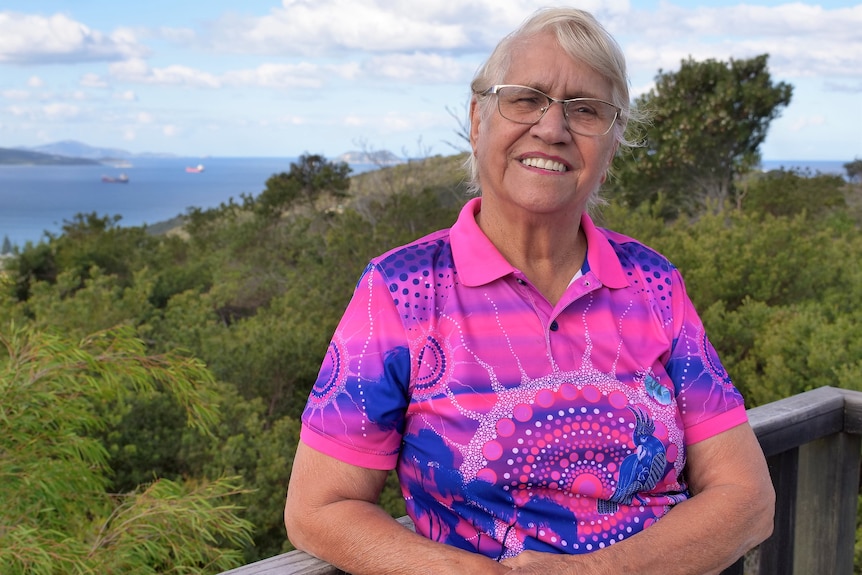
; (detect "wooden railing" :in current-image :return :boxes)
[221,386,862,575]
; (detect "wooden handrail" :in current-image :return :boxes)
[221,386,862,575]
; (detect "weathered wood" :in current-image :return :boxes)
[720,556,744,575]
[793,432,861,575]
[218,551,344,575]
[220,517,416,575]
[839,387,862,435]
[759,448,799,575]
[747,386,845,457]
[220,387,862,575]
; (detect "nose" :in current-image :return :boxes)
[531,100,571,142]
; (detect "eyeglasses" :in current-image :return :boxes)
[481,84,620,137]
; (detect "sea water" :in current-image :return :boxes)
[0,157,849,249]
[0,157,378,249]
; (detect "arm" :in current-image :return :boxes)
[285,441,511,575]
[502,422,775,575]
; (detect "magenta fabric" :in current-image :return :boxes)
[301,197,746,558]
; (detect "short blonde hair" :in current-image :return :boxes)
[466,7,643,200]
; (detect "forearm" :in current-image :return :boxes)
[587,483,773,575]
[288,498,509,575]
[503,484,772,575]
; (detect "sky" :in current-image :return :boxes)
[0,0,860,161]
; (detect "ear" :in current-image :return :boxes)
[469,97,481,151]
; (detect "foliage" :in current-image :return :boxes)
[739,168,847,218]
[256,153,351,218]
[0,323,252,574]
[2,132,860,570]
[846,158,862,183]
[610,54,792,217]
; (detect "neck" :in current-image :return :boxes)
[477,202,587,305]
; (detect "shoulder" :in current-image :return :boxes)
[594,226,684,300]
[370,228,456,280]
[600,227,677,274]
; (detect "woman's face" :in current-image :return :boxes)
[470,31,618,220]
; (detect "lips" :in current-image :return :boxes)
[520,157,567,172]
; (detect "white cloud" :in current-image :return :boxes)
[2,89,30,100]
[222,62,324,89]
[162,124,179,137]
[210,1,465,55]
[107,59,365,91]
[27,76,44,88]
[339,109,445,133]
[42,102,80,119]
[613,3,862,83]
[80,73,108,88]
[0,12,146,64]
[109,58,220,88]
[114,90,137,101]
[207,0,623,56]
[190,1,861,92]
[156,26,196,45]
[361,53,472,83]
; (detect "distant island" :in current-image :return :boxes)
[2,140,178,166]
[2,140,403,167]
[336,150,402,165]
[0,147,100,166]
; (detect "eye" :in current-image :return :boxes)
[504,89,543,106]
[568,102,600,117]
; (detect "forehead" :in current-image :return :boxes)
[504,31,612,99]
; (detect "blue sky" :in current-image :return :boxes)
[0,1,859,161]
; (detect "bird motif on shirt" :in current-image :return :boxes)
[597,407,667,515]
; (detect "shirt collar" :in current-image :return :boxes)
[451,197,629,289]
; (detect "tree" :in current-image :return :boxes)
[256,153,351,218]
[1,235,11,255]
[740,168,846,218]
[845,158,862,183]
[610,54,792,217]
[0,324,253,574]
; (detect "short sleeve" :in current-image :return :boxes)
[300,263,411,470]
[665,267,747,444]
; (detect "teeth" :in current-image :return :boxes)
[521,157,566,172]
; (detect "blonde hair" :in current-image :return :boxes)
[465,7,644,201]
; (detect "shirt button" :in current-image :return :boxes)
[550,320,559,331]
[517,279,527,285]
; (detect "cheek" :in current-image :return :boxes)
[473,123,492,163]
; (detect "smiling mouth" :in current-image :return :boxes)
[520,157,567,172]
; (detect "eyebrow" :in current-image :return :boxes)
[527,83,606,101]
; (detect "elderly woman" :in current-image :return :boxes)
[285,7,774,575]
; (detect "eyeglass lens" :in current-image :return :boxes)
[494,85,617,136]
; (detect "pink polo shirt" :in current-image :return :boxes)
[301,197,746,558]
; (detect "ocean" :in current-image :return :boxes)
[0,156,379,249]
[0,157,849,249]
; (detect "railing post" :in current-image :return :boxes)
[758,447,799,574]
[792,432,861,575]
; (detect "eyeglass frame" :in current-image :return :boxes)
[479,84,621,137]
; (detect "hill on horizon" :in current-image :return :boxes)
[0,147,100,166]
[14,140,177,161]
